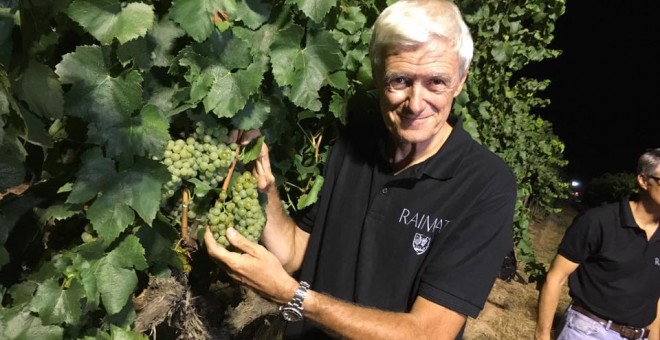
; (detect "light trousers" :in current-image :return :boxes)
[556,307,646,340]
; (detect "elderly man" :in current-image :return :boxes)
[206,0,517,338]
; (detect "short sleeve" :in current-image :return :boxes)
[418,172,516,317]
[557,212,600,263]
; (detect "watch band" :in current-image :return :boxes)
[279,281,310,322]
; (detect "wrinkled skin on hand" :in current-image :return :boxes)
[205,226,298,305]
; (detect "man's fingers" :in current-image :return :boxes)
[238,130,262,145]
[227,129,241,144]
[205,227,234,260]
[257,144,271,171]
[225,227,258,256]
[228,129,262,145]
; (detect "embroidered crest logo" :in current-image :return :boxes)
[412,233,431,255]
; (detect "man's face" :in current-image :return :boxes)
[376,39,466,147]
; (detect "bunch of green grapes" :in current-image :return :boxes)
[208,171,266,246]
[161,122,236,198]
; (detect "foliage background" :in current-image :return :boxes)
[0,0,567,337]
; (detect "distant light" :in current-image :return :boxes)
[571,180,580,188]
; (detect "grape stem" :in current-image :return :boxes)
[220,131,244,196]
[181,186,190,243]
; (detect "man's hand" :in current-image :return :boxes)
[228,129,275,193]
[204,226,298,304]
[253,143,276,193]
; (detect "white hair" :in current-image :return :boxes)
[369,0,474,79]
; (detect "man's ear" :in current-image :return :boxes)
[637,174,649,191]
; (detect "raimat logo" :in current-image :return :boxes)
[398,208,451,234]
[412,233,431,255]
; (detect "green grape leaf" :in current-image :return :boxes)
[147,84,182,114]
[336,6,367,35]
[327,71,348,90]
[288,0,337,23]
[7,281,38,306]
[40,204,80,225]
[55,46,143,130]
[170,0,237,43]
[271,29,343,110]
[14,104,53,148]
[204,62,264,118]
[108,235,148,271]
[233,24,277,57]
[235,0,270,29]
[260,99,288,147]
[5,68,54,148]
[66,0,155,45]
[87,159,169,243]
[269,25,304,87]
[87,201,134,245]
[67,148,116,204]
[117,16,187,70]
[491,41,514,63]
[117,38,152,70]
[151,17,187,67]
[297,175,324,210]
[96,262,137,315]
[109,325,148,340]
[89,104,169,159]
[180,31,261,113]
[135,221,183,270]
[329,92,347,121]
[26,258,61,283]
[15,60,63,119]
[103,302,136,328]
[187,178,213,197]
[204,30,252,71]
[94,236,147,314]
[79,261,101,308]
[232,98,270,130]
[0,129,27,192]
[241,135,265,164]
[0,305,63,340]
[30,278,84,325]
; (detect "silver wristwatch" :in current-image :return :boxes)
[279,281,310,322]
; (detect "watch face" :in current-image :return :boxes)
[282,307,303,322]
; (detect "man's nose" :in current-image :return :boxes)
[406,83,426,114]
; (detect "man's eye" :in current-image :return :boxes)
[388,77,408,89]
[429,78,446,86]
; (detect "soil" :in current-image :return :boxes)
[463,202,577,339]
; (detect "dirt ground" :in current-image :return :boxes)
[463,202,577,339]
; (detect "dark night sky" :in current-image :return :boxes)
[523,0,660,184]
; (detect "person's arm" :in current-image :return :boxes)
[534,254,579,340]
[648,298,660,340]
[205,227,466,340]
[304,292,465,339]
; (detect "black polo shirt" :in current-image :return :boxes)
[559,197,660,327]
[286,114,516,338]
